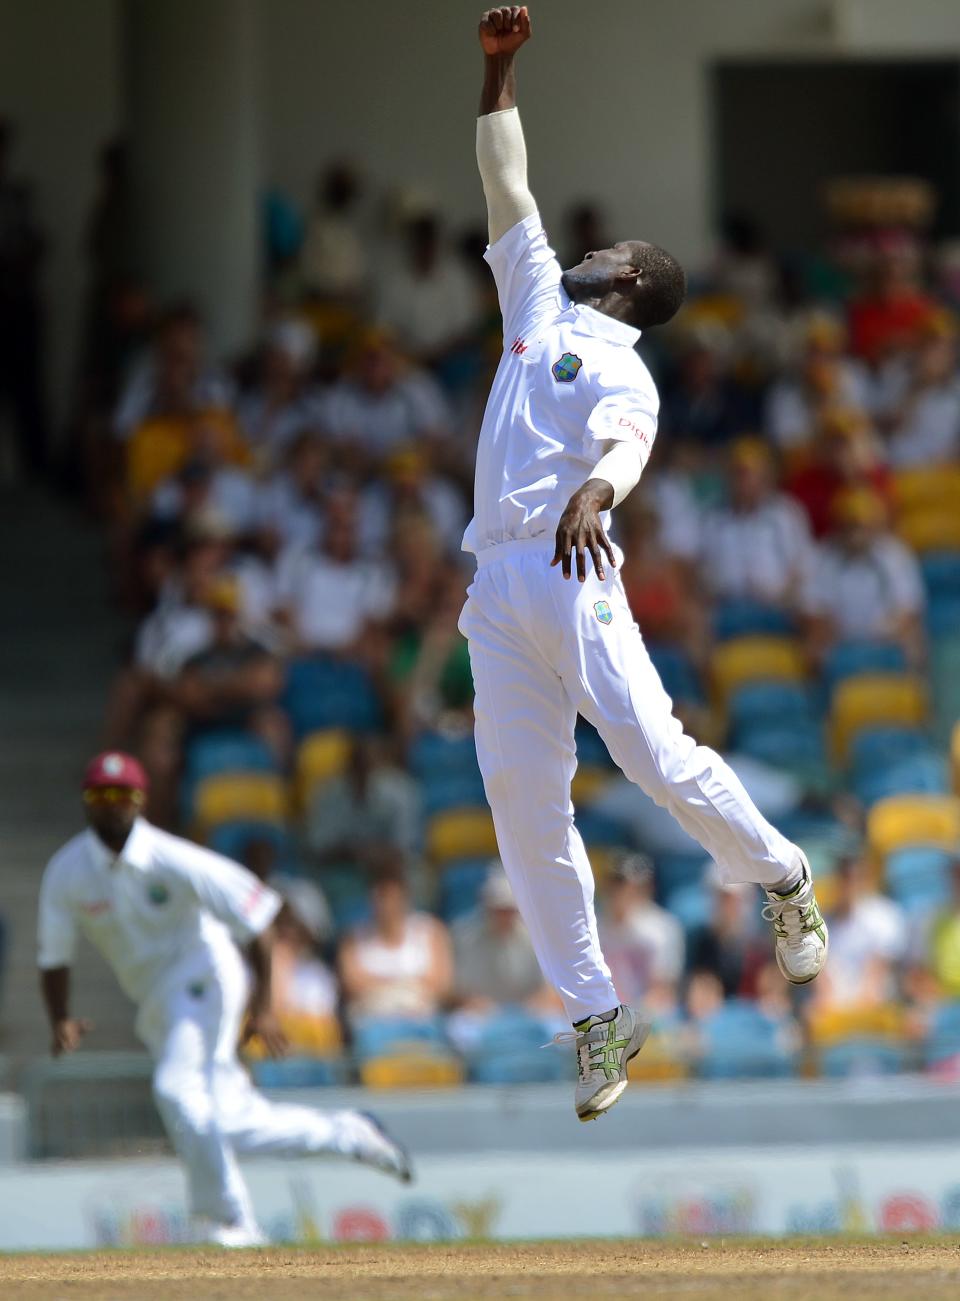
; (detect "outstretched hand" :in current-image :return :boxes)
[51,1017,92,1057]
[551,480,617,582]
[479,6,532,57]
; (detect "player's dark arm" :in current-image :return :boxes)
[40,966,92,1056]
[242,923,289,1059]
[479,7,530,115]
[477,8,535,244]
[553,443,645,581]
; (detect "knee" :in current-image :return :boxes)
[153,1069,208,1134]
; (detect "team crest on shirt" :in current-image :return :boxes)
[147,882,169,906]
[594,600,613,625]
[552,351,582,383]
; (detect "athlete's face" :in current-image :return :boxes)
[561,241,648,302]
[84,786,144,849]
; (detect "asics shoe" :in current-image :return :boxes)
[555,1004,650,1123]
[340,1109,414,1183]
[762,856,828,985]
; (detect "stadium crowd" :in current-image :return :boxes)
[10,134,960,1085]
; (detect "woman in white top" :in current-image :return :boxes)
[339,857,453,1020]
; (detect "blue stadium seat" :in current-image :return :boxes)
[207,820,286,862]
[352,1017,449,1061]
[656,851,709,895]
[884,847,953,915]
[822,641,907,697]
[438,858,491,922]
[713,600,794,642]
[576,808,636,849]
[181,730,279,819]
[466,1010,572,1085]
[849,726,929,775]
[734,720,827,783]
[925,1002,960,1069]
[927,593,960,639]
[409,731,481,780]
[282,656,382,739]
[249,1056,349,1088]
[647,644,705,704]
[921,552,960,601]
[575,718,615,768]
[819,1038,912,1078]
[728,682,814,743]
[698,1000,796,1080]
[853,752,948,808]
[664,883,712,932]
[421,770,488,818]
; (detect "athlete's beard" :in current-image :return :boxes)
[561,265,614,302]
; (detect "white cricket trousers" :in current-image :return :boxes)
[459,538,802,1024]
[141,946,362,1232]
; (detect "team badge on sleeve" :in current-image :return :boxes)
[552,352,582,383]
[594,600,613,625]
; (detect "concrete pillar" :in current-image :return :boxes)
[124,0,260,357]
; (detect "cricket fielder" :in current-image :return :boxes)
[460,7,827,1120]
[37,752,411,1247]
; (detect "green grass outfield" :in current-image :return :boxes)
[3,1237,960,1300]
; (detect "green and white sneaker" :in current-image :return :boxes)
[762,855,828,985]
[556,1004,650,1123]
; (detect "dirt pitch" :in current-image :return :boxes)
[4,1239,960,1301]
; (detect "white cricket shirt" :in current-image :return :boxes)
[38,818,281,1022]
[463,213,659,556]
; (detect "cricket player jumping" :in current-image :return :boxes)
[37,752,411,1247]
[462,8,828,1121]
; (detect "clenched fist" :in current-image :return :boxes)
[479,6,532,57]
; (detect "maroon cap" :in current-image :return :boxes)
[82,751,149,793]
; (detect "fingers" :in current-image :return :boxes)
[552,525,572,578]
[519,6,532,36]
[598,526,617,571]
[588,536,605,582]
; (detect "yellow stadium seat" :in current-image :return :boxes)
[571,765,610,805]
[360,1050,464,1089]
[829,672,928,763]
[193,772,288,831]
[808,1002,906,1046]
[244,1012,342,1058]
[294,728,352,811]
[896,510,960,554]
[427,807,498,865]
[892,466,960,517]
[625,1031,689,1082]
[867,793,960,861]
[710,635,807,705]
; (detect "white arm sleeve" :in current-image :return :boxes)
[476,107,538,244]
[590,441,645,508]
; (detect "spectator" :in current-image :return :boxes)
[926,861,960,998]
[687,876,767,998]
[305,735,422,872]
[317,328,452,466]
[848,237,934,364]
[174,575,288,763]
[377,212,481,368]
[237,318,322,466]
[700,436,813,615]
[764,315,874,456]
[253,430,329,556]
[300,161,367,302]
[277,487,395,655]
[618,499,708,662]
[338,855,454,1021]
[877,318,960,468]
[390,562,473,740]
[785,406,892,539]
[251,876,341,1057]
[447,864,561,1051]
[358,446,468,559]
[597,853,685,1014]
[150,456,258,539]
[660,335,755,446]
[812,855,908,1008]
[802,486,925,666]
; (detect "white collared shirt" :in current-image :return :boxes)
[37,818,281,1013]
[464,214,659,556]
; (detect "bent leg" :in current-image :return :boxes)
[464,594,617,1023]
[558,575,801,889]
[151,994,255,1229]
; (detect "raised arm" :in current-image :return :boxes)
[477,7,536,243]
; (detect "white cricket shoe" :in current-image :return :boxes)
[762,856,829,985]
[196,1220,267,1249]
[555,1004,650,1123]
[339,1110,414,1183]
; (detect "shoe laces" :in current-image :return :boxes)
[544,1023,608,1082]
[761,885,814,950]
